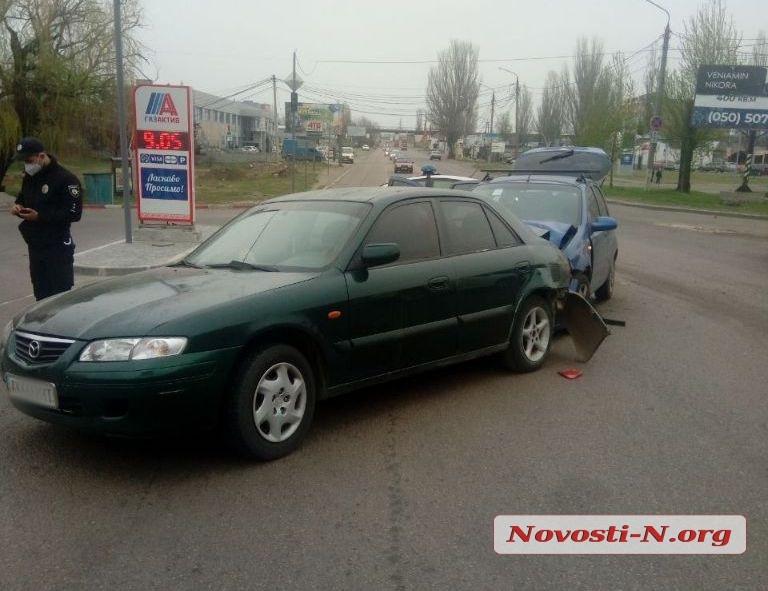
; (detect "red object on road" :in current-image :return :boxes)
[558,369,583,380]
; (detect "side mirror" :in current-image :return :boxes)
[361,243,400,267]
[591,216,618,233]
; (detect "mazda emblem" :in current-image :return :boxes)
[28,340,41,359]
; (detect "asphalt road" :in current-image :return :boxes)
[1,148,767,590]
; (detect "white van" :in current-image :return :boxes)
[341,147,354,164]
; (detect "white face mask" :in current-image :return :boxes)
[24,162,42,176]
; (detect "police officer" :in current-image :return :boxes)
[9,137,83,300]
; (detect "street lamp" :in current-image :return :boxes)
[498,67,520,158]
[643,0,671,185]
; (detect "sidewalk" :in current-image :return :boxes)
[73,225,221,277]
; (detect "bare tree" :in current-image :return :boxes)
[641,45,659,136]
[516,84,533,148]
[496,111,512,142]
[536,71,565,146]
[426,40,479,158]
[665,0,741,192]
[752,30,767,67]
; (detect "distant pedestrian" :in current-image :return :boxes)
[655,168,662,184]
[9,137,83,300]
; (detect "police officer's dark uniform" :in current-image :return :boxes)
[12,137,83,300]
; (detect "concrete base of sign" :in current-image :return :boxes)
[133,224,203,245]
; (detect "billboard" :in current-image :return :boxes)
[285,102,343,135]
[692,65,768,129]
[347,126,367,138]
[133,85,195,224]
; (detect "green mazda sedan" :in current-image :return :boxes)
[1,187,570,460]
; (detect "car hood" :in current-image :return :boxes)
[15,266,318,340]
[524,220,577,249]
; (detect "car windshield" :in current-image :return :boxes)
[473,184,582,226]
[186,201,370,270]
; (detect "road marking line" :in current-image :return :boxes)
[0,294,35,308]
[74,239,125,257]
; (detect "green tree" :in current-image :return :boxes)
[0,0,144,186]
[562,37,628,151]
[665,0,740,192]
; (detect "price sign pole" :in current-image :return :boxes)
[132,85,196,226]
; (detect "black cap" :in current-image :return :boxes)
[14,137,46,161]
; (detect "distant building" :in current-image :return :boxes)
[192,90,277,151]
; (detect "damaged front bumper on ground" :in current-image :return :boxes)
[559,291,613,362]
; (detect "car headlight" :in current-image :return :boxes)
[79,337,187,362]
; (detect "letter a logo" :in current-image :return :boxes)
[158,94,178,117]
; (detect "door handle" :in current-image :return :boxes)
[428,276,450,290]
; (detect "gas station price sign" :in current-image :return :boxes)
[133,85,195,223]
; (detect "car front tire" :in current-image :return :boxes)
[595,258,616,302]
[502,295,553,373]
[227,344,317,460]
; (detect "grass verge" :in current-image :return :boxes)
[603,185,768,216]
[3,158,321,206]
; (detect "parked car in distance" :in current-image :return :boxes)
[362,144,370,151]
[1,187,572,460]
[241,145,259,152]
[341,147,355,164]
[430,150,442,160]
[472,146,618,301]
[698,160,735,173]
[394,158,414,173]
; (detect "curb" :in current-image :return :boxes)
[83,202,256,210]
[605,198,768,220]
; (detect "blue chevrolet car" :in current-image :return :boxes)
[472,147,618,301]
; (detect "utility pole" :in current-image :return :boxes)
[499,68,520,158]
[113,0,132,242]
[645,0,671,189]
[291,51,297,193]
[514,79,520,159]
[487,91,495,163]
[272,74,278,158]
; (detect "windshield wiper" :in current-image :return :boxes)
[205,260,279,271]
[170,259,203,269]
[538,149,574,164]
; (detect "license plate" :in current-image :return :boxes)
[5,374,59,409]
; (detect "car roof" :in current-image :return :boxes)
[264,186,482,207]
[511,146,611,181]
[483,174,590,187]
[409,174,476,181]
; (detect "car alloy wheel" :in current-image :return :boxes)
[253,362,307,443]
[502,295,553,372]
[227,344,316,460]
